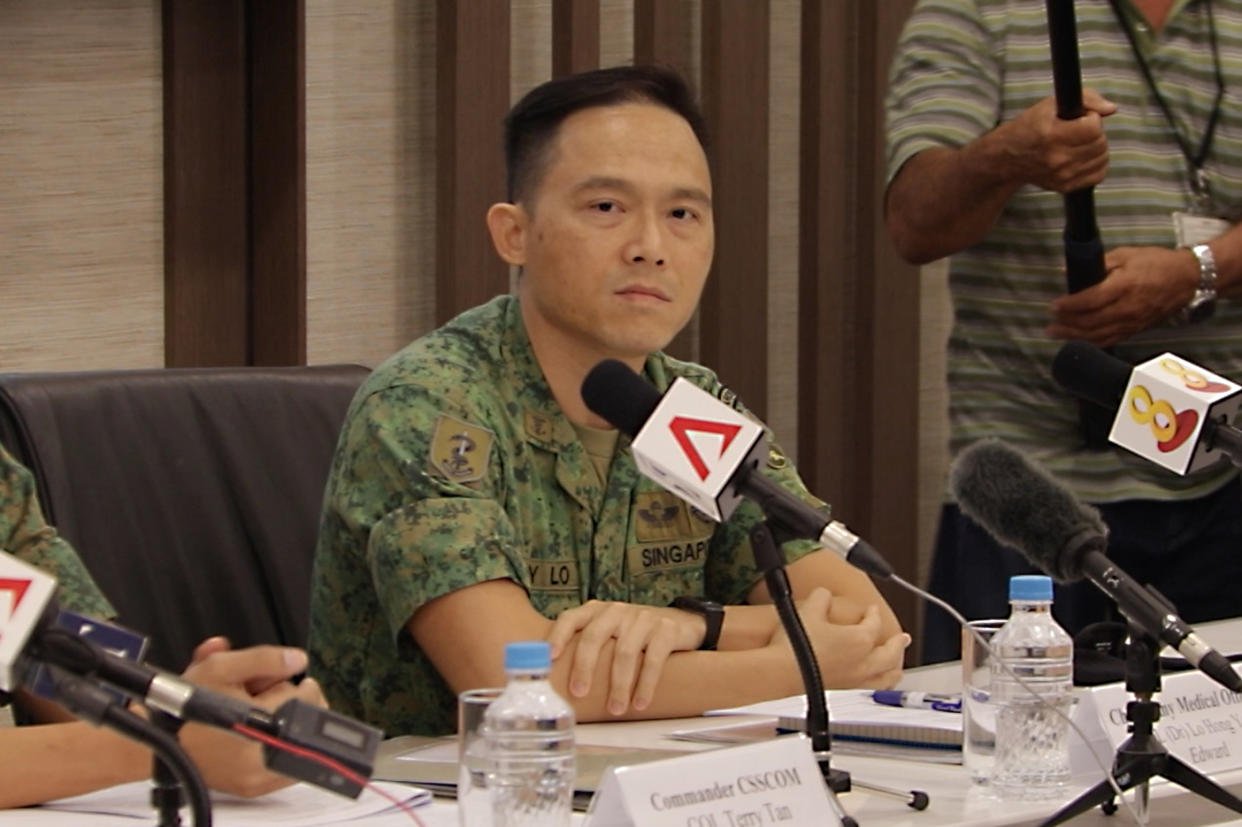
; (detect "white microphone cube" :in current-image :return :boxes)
[0,551,58,691]
[1110,352,1242,475]
[630,378,767,522]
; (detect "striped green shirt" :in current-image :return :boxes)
[887,0,1242,502]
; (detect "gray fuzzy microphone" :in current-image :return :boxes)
[949,438,1107,583]
[950,438,1242,693]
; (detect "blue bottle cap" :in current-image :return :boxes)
[504,641,551,672]
[1009,574,1053,602]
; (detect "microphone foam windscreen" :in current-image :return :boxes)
[580,359,662,438]
[949,439,1107,582]
[1051,340,1130,413]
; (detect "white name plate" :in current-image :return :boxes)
[1085,666,1242,776]
[584,734,833,827]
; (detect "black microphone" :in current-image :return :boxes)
[1051,339,1130,413]
[581,359,893,579]
[950,439,1242,693]
[1053,340,1242,470]
[11,588,382,797]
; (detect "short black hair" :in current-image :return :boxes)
[503,64,709,205]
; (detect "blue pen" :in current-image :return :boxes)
[872,690,962,713]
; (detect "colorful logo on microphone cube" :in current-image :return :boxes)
[1109,353,1242,475]
[630,378,766,522]
[0,553,58,691]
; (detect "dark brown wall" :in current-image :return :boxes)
[163,0,305,367]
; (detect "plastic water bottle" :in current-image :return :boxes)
[989,574,1075,798]
[484,641,575,826]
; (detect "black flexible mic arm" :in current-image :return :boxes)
[43,663,213,827]
[736,464,894,579]
[749,521,852,801]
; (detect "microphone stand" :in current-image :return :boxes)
[750,522,929,825]
[1046,0,1113,449]
[1040,622,1242,825]
[151,711,188,827]
[44,664,213,827]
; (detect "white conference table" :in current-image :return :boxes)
[570,614,1242,827]
[5,619,1242,826]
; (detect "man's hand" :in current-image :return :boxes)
[885,89,1117,264]
[547,600,705,715]
[767,588,908,690]
[998,89,1116,193]
[1048,246,1199,346]
[178,637,327,798]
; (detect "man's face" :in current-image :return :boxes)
[511,102,714,363]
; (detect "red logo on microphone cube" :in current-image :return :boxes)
[0,553,58,691]
[630,378,766,523]
[1110,353,1242,475]
[669,416,743,480]
[0,577,34,635]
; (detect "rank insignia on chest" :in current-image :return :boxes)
[633,490,692,542]
[429,414,494,484]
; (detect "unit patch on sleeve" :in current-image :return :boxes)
[429,414,494,484]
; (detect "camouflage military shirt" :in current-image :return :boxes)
[0,445,115,624]
[308,295,826,736]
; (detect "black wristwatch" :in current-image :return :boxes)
[670,596,725,651]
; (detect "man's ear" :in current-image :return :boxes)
[486,202,528,266]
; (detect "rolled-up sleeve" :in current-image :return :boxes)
[885,0,1000,185]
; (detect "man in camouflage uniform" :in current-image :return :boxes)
[308,65,908,737]
[0,444,326,807]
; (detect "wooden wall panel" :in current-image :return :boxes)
[164,0,307,367]
[552,0,600,77]
[798,0,921,647]
[163,0,249,366]
[698,2,770,419]
[634,0,693,79]
[799,0,863,520]
[634,0,698,362]
[866,0,921,652]
[435,0,511,324]
[766,0,803,461]
[249,0,307,365]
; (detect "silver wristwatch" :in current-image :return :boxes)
[1182,243,1218,324]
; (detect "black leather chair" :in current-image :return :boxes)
[0,365,369,672]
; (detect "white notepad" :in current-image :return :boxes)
[707,689,963,751]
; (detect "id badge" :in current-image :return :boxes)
[1173,211,1230,247]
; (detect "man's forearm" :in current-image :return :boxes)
[886,137,1023,265]
[0,721,147,808]
[553,638,801,723]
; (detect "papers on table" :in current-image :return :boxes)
[39,780,430,826]
[683,689,964,764]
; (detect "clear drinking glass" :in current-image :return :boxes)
[962,619,1007,785]
[458,687,505,827]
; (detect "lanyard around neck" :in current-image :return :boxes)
[1106,0,1225,187]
